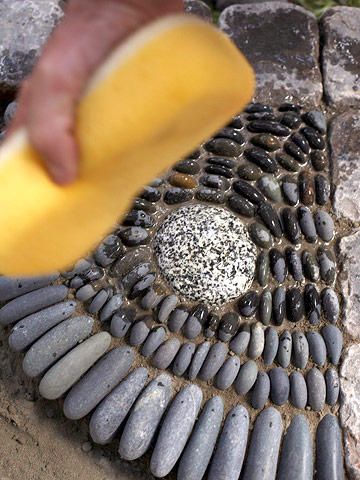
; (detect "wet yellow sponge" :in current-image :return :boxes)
[0,15,255,275]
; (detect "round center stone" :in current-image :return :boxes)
[154,204,257,306]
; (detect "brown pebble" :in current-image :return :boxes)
[168,173,198,189]
[298,172,314,206]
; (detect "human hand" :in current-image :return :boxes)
[8,0,183,185]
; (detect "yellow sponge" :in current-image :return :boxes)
[0,15,254,275]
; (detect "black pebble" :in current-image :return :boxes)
[175,159,200,174]
[218,312,239,342]
[304,284,321,325]
[298,172,314,206]
[196,188,225,204]
[290,132,310,154]
[315,174,330,205]
[238,291,259,317]
[281,207,301,244]
[286,288,304,322]
[269,249,287,283]
[164,188,193,205]
[280,111,302,129]
[248,120,291,137]
[258,203,283,238]
[310,151,327,171]
[285,247,304,282]
[273,287,286,325]
[301,127,325,150]
[124,210,153,228]
[140,186,161,202]
[205,138,242,157]
[232,179,266,205]
[215,127,245,145]
[244,147,277,173]
[227,194,255,217]
[207,157,235,169]
[284,141,307,164]
[205,164,234,178]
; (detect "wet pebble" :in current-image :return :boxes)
[140,186,161,202]
[314,210,334,242]
[119,374,173,461]
[218,312,239,342]
[257,175,282,202]
[316,415,344,480]
[204,312,221,338]
[200,174,229,190]
[249,222,273,248]
[121,263,150,291]
[168,173,197,189]
[297,206,317,242]
[246,103,273,113]
[269,367,289,405]
[229,324,250,355]
[317,247,336,285]
[133,197,156,213]
[251,372,270,410]
[269,249,287,283]
[304,284,321,325]
[233,179,266,204]
[280,111,302,129]
[175,159,200,175]
[325,367,340,406]
[322,325,342,365]
[215,126,244,144]
[198,342,228,381]
[237,163,262,180]
[258,202,283,238]
[321,288,339,323]
[152,338,181,370]
[168,308,188,332]
[124,209,153,228]
[298,172,314,205]
[196,187,225,204]
[259,289,272,325]
[214,356,241,390]
[263,327,278,365]
[207,157,235,169]
[256,251,270,287]
[285,141,306,164]
[238,291,259,317]
[307,368,326,411]
[311,151,327,171]
[205,138,242,157]
[172,343,195,377]
[244,147,277,173]
[303,110,326,134]
[164,187,193,205]
[110,307,136,338]
[277,330,292,368]
[289,371,307,409]
[248,322,265,359]
[315,174,330,205]
[281,175,299,206]
[292,331,309,368]
[229,115,244,128]
[247,120,291,136]
[234,359,258,395]
[227,194,255,217]
[120,227,149,246]
[251,133,280,151]
[0,274,59,303]
[157,295,178,323]
[276,152,301,172]
[307,331,326,366]
[285,248,304,282]
[302,250,319,282]
[282,207,301,244]
[129,273,155,299]
[272,286,286,325]
[301,126,325,150]
[290,132,310,154]
[188,341,211,381]
[140,288,163,310]
[286,288,304,323]
[141,327,166,357]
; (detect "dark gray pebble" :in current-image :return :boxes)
[242,407,283,480]
[251,133,280,152]
[317,247,336,285]
[129,273,155,299]
[152,338,181,370]
[168,308,188,332]
[286,288,304,323]
[208,405,249,480]
[269,367,289,405]
[314,210,334,242]
[87,289,109,314]
[307,368,326,411]
[234,359,258,395]
[0,274,59,302]
[256,251,270,287]
[259,289,272,325]
[285,248,304,282]
[99,293,123,322]
[207,156,235,169]
[301,126,325,150]
[205,164,233,179]
[291,132,310,154]
[218,312,239,342]
[175,159,200,175]
[280,111,302,129]
[285,140,306,164]
[214,356,240,390]
[304,284,321,325]
[172,343,195,377]
[183,315,201,339]
[249,222,273,248]
[110,307,136,338]
[257,175,282,202]
[281,208,301,244]
[298,206,317,242]
[140,186,161,202]
[198,342,228,381]
[200,174,229,190]
[188,341,211,381]
[306,331,326,366]
[121,263,150,291]
[289,371,307,409]
[302,250,320,282]
[133,197,156,213]
[325,367,340,406]
[247,120,290,136]
[141,327,166,357]
[273,286,286,325]
[118,374,173,461]
[276,152,301,172]
[281,175,299,206]
[315,174,330,206]
[205,138,242,157]
[227,194,255,217]
[150,385,202,478]
[229,324,250,355]
[237,163,262,180]
[263,327,278,365]
[269,249,287,283]
[120,227,149,246]
[311,150,327,171]
[244,147,277,173]
[316,414,344,480]
[238,291,259,317]
[233,179,266,205]
[277,330,292,368]
[204,312,221,338]
[321,288,339,323]
[303,110,326,134]
[258,203,283,238]
[251,371,270,410]
[124,209,153,228]
[196,188,225,204]
[292,331,309,369]
[322,325,343,365]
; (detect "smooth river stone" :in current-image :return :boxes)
[168,308,189,332]
[214,356,240,390]
[263,327,279,365]
[22,316,94,378]
[306,331,327,366]
[251,371,270,410]
[0,274,59,302]
[242,407,283,480]
[277,415,313,480]
[292,331,309,369]
[234,360,258,395]
[150,384,203,477]
[173,343,195,377]
[119,373,173,461]
[322,325,343,365]
[269,367,289,406]
[39,332,111,400]
[9,300,76,352]
[177,396,224,480]
[316,414,344,480]
[307,368,326,411]
[198,342,229,381]
[0,285,68,326]
[99,294,123,322]
[152,338,181,370]
[208,405,249,480]
[289,371,308,409]
[89,367,148,445]
[188,341,211,381]
[325,367,340,406]
[277,330,292,368]
[248,322,265,359]
[141,327,166,357]
[229,324,250,355]
[157,295,178,323]
[63,346,134,420]
[129,320,150,346]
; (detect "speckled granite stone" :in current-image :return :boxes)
[154,205,256,306]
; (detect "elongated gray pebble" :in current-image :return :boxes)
[87,289,109,314]
[99,294,123,322]
[178,396,224,480]
[269,367,289,405]
[140,288,163,310]
[263,327,278,365]
[306,331,326,366]
[22,316,94,378]
[129,320,150,346]
[183,315,202,339]
[307,368,326,411]
[234,359,258,395]
[289,371,307,409]
[277,330,292,368]
[208,405,249,480]
[119,373,173,461]
[173,343,195,377]
[251,371,270,410]
[76,284,96,302]
[188,341,211,380]
[325,367,340,406]
[152,338,181,369]
[242,407,283,480]
[89,367,148,445]
[168,308,188,332]
[158,295,178,323]
[292,331,309,369]
[150,384,203,477]
[277,415,313,480]
[0,285,68,326]
[198,342,228,381]
[322,325,343,365]
[248,322,265,359]
[314,210,334,242]
[122,263,150,291]
[229,324,250,355]
[110,310,133,338]
[0,274,59,302]
[63,346,134,420]
[141,327,166,357]
[39,332,111,400]
[9,300,76,352]
[316,414,344,480]
[214,355,240,390]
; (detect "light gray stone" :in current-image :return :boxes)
[150,384,203,477]
[321,7,360,107]
[0,274,59,302]
[39,332,111,400]
[119,373,173,461]
[99,293,123,322]
[208,405,249,480]
[141,327,167,357]
[325,367,340,406]
[306,368,326,411]
[87,289,109,314]
[172,343,195,377]
[0,0,64,93]
[229,324,250,355]
[277,330,292,368]
[22,315,94,378]
[251,371,270,410]
[168,308,188,332]
[63,346,135,420]
[289,371,307,409]
[316,414,344,480]
[306,331,326,367]
[214,355,240,390]
[269,367,289,406]
[263,327,279,366]
[234,359,257,395]
[89,367,148,445]
[129,320,150,346]
[322,325,343,365]
[188,341,211,380]
[157,295,178,323]
[292,331,309,369]
[198,342,228,381]
[248,322,265,359]
[151,338,181,370]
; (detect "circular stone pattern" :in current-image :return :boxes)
[154,204,257,306]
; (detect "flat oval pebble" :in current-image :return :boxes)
[141,327,166,357]
[292,331,309,369]
[63,346,134,420]
[281,207,301,244]
[214,355,240,390]
[157,295,178,323]
[120,227,149,246]
[276,152,301,172]
[302,250,319,282]
[258,203,283,238]
[316,414,344,480]
[269,249,287,283]
[89,367,148,445]
[306,331,326,366]
[0,274,59,302]
[39,332,111,400]
[263,327,278,365]
[150,384,203,478]
[307,368,326,411]
[249,222,273,248]
[314,210,334,242]
[286,288,304,323]
[198,342,228,381]
[188,341,211,381]
[207,157,235,169]
[205,164,233,179]
[200,174,230,190]
[110,307,136,338]
[248,322,265,359]
[301,126,325,150]
[208,405,249,480]
[204,312,221,338]
[119,373,173,461]
[129,320,150,346]
[298,172,314,205]
[141,289,163,310]
[218,312,239,342]
[238,291,259,317]
[303,110,326,134]
[175,159,200,175]
[286,248,304,282]
[22,315,94,378]
[0,285,68,326]
[242,407,283,480]
[205,138,242,157]
[289,371,307,409]
[233,179,266,205]
[99,294,123,322]
[256,251,270,287]
[168,308,188,332]
[317,248,336,285]
[237,163,262,180]
[247,119,290,136]
[252,133,280,152]
[87,289,109,314]
[285,141,306,164]
[141,186,161,202]
[291,132,310,154]
[76,284,96,302]
[277,415,313,480]
[9,300,76,352]
[315,174,330,205]
[227,194,255,217]
[244,147,277,173]
[234,359,258,395]
[129,273,156,299]
[183,315,202,339]
[322,325,343,365]
[217,127,245,143]
[273,287,286,325]
[168,173,197,189]
[277,330,292,368]
[172,343,195,377]
[281,176,299,206]
[94,234,123,266]
[325,367,340,406]
[311,150,327,171]
[251,371,270,409]
[178,396,224,480]
[304,284,321,325]
[152,338,181,370]
[121,263,150,291]
[321,288,339,323]
[298,206,317,242]
[257,175,282,203]
[259,289,272,325]
[229,324,250,355]
[196,188,225,204]
[269,367,289,405]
